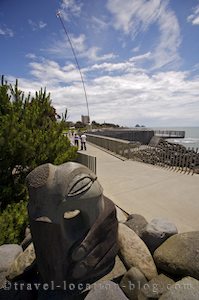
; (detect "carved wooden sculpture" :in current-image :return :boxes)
[26,162,118,292]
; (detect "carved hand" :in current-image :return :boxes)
[71,196,119,282]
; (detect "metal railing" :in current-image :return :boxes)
[86,134,140,159]
[76,152,97,174]
[154,130,185,138]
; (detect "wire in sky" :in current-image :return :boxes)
[56,11,90,122]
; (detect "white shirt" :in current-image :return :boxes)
[81,134,86,142]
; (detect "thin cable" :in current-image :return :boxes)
[56,11,90,122]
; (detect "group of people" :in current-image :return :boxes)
[74,133,87,150]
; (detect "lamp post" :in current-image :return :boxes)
[56,11,90,127]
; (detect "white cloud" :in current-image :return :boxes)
[192,63,199,72]
[8,58,199,125]
[187,5,199,25]
[29,59,81,85]
[84,47,117,62]
[86,61,134,73]
[69,34,87,53]
[107,0,161,35]
[132,46,140,52]
[28,19,47,31]
[129,52,151,62]
[107,0,181,70]
[91,16,109,31]
[151,2,181,69]
[86,70,199,125]
[39,21,47,29]
[59,0,82,21]
[25,53,37,60]
[4,1,199,126]
[46,33,116,63]
[46,34,86,58]
[0,26,14,37]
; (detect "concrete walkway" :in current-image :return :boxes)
[84,143,199,233]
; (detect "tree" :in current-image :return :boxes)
[74,121,85,129]
[0,76,77,210]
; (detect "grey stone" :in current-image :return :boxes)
[85,281,128,300]
[0,244,22,272]
[120,267,147,300]
[6,242,36,280]
[159,276,199,300]
[154,231,199,279]
[142,218,178,253]
[116,207,128,223]
[118,223,158,280]
[138,274,175,299]
[0,272,7,289]
[96,256,127,283]
[125,214,148,238]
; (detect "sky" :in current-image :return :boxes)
[0,0,199,127]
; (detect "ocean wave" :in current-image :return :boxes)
[183,138,199,144]
[172,138,199,144]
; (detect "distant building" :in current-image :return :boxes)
[81,115,90,125]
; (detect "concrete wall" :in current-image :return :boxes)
[88,129,154,145]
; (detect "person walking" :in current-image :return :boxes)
[74,133,79,148]
[80,133,87,150]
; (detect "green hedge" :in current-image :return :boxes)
[0,76,77,209]
[0,200,28,245]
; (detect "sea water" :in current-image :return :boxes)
[151,127,199,150]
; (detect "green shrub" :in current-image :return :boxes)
[0,76,77,209]
[0,200,29,245]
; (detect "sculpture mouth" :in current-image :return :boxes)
[35,216,52,223]
[64,210,80,219]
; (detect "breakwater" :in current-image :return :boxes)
[86,134,199,174]
[88,129,154,144]
[152,127,199,150]
[88,129,185,145]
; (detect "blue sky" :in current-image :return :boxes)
[0,0,199,127]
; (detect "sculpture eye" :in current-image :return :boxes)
[67,174,97,197]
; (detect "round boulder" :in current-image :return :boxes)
[120,267,147,300]
[138,273,174,299]
[125,214,148,238]
[96,256,127,283]
[142,218,178,253]
[118,223,158,280]
[85,281,128,300]
[0,272,7,289]
[6,242,36,280]
[159,276,199,300]
[0,244,22,272]
[154,231,199,280]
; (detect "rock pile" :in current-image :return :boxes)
[1,209,199,299]
[132,139,199,173]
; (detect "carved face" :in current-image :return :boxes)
[26,162,104,285]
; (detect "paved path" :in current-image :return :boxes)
[84,142,199,233]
